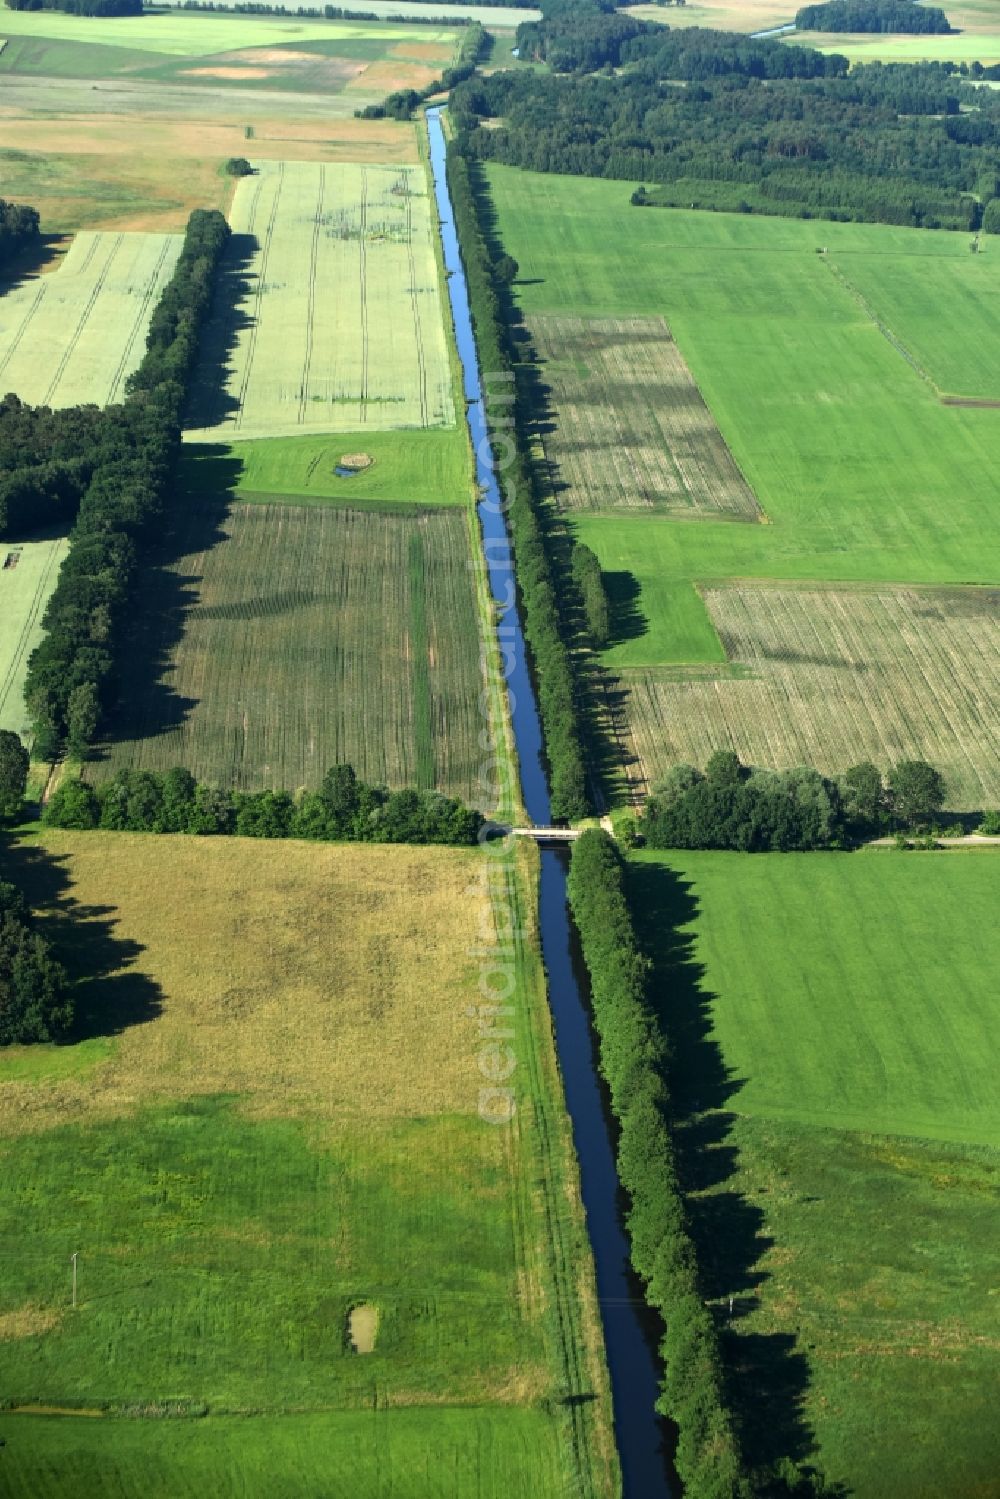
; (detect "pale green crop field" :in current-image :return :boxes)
[0,535,68,742]
[799,28,1000,62]
[186,161,456,442]
[0,8,457,57]
[0,231,181,408]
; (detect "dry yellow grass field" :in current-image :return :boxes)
[0,833,492,1136]
[0,116,418,233]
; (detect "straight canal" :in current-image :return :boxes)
[426,107,674,1499]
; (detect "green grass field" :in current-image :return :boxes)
[489,167,1000,803]
[0,1408,566,1499]
[0,534,69,742]
[633,850,999,1144]
[489,167,1000,585]
[0,833,617,1497]
[91,492,490,803]
[183,426,472,507]
[186,161,456,441]
[629,848,1000,1497]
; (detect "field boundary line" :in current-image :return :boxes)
[823,256,944,396]
[404,174,430,427]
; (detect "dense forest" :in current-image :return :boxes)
[453,4,1000,229]
[18,210,230,760]
[0,199,40,270]
[43,764,484,845]
[795,0,953,33]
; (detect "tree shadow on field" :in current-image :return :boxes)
[88,447,238,766]
[604,569,648,648]
[627,858,834,1489]
[0,836,162,1042]
[183,233,257,432]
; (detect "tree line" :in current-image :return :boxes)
[0,877,71,1046]
[567,829,749,1499]
[6,0,142,14]
[640,751,948,850]
[446,144,590,820]
[570,541,610,650]
[452,5,1000,231]
[19,208,230,761]
[0,199,40,271]
[795,0,952,33]
[43,764,484,845]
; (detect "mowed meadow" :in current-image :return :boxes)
[0,832,616,1496]
[488,166,1000,804]
[630,849,1000,1498]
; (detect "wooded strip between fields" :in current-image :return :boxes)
[566,830,753,1499]
[445,141,590,819]
[20,209,230,761]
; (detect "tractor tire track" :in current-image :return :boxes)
[359,168,369,423]
[297,164,325,426]
[42,234,122,408]
[234,163,283,432]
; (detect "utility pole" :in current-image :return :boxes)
[71,1251,78,1310]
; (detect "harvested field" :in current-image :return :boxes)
[530,314,760,518]
[94,498,486,802]
[620,584,1000,808]
[0,230,180,406]
[0,534,69,741]
[185,160,455,440]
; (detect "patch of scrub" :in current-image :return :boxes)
[0,1304,62,1340]
[348,1303,379,1353]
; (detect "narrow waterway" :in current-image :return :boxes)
[426,107,673,1499]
